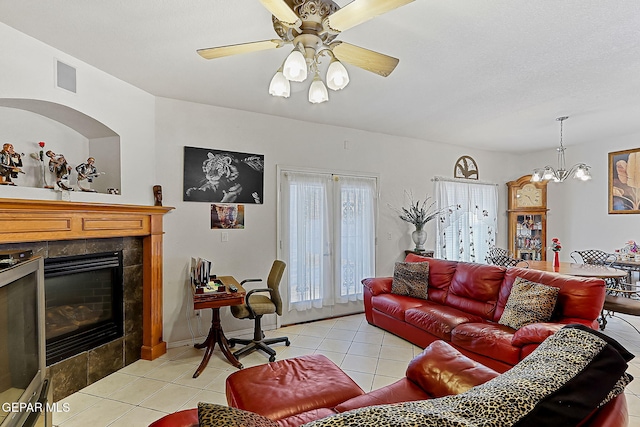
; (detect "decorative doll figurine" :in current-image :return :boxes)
[46,150,73,191]
[153,185,163,206]
[75,157,103,192]
[0,143,24,185]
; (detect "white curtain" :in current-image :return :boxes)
[334,175,376,303]
[281,171,333,311]
[434,178,498,263]
[280,170,376,311]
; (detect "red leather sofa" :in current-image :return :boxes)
[363,253,606,373]
[148,340,628,427]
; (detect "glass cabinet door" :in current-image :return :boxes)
[514,214,543,261]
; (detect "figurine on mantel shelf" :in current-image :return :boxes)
[75,157,104,192]
[0,143,24,185]
[46,150,73,191]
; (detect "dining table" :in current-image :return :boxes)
[526,260,628,280]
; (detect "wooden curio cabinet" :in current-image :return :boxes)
[506,175,548,261]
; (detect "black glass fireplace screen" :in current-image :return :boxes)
[44,251,123,365]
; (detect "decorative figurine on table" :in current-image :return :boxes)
[0,143,24,185]
[46,150,73,191]
[75,157,104,192]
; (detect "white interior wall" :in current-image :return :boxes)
[0,23,156,204]
[155,97,521,344]
[89,136,121,193]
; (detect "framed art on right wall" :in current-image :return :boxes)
[609,148,640,214]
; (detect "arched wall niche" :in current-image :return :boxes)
[0,98,121,193]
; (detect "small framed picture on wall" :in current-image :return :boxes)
[183,146,264,203]
[211,204,245,229]
[609,148,640,214]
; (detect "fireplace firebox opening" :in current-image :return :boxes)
[44,251,124,365]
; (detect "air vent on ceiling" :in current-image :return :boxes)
[56,60,77,93]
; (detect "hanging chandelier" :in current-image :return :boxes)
[531,116,592,183]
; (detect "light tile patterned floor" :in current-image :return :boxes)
[52,313,640,427]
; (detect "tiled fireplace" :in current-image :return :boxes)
[0,198,172,400]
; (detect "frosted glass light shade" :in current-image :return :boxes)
[269,71,290,98]
[283,50,307,82]
[576,166,592,181]
[308,74,328,104]
[326,59,349,90]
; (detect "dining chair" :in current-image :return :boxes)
[572,249,638,298]
[570,249,617,267]
[487,255,529,268]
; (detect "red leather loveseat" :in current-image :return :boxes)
[149,338,628,427]
[363,253,606,372]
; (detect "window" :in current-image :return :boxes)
[434,178,498,262]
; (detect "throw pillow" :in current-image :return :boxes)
[498,277,559,330]
[391,261,429,299]
[198,402,278,427]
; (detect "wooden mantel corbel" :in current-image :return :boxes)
[0,198,174,360]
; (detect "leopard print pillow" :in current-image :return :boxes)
[498,277,559,330]
[197,402,278,427]
[391,262,429,299]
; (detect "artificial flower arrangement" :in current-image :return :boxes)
[389,191,443,230]
[625,240,638,253]
[551,238,562,252]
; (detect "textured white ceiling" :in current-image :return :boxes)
[1,0,639,153]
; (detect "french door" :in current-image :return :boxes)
[278,168,377,325]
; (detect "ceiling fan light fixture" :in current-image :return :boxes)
[326,58,349,91]
[283,49,307,82]
[308,73,328,104]
[269,69,290,98]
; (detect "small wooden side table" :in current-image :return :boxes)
[192,276,246,377]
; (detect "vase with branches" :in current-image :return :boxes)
[389,192,444,252]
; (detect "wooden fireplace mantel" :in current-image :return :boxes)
[0,197,173,360]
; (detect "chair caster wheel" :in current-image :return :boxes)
[285,339,290,346]
[269,356,276,362]
[229,342,236,348]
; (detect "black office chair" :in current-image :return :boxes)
[228,260,290,362]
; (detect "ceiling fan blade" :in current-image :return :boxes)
[326,0,415,32]
[197,40,284,60]
[258,0,301,27]
[331,42,399,77]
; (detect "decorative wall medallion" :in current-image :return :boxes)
[454,156,479,180]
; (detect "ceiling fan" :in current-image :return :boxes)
[197,0,415,103]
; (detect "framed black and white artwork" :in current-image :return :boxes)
[183,146,264,203]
